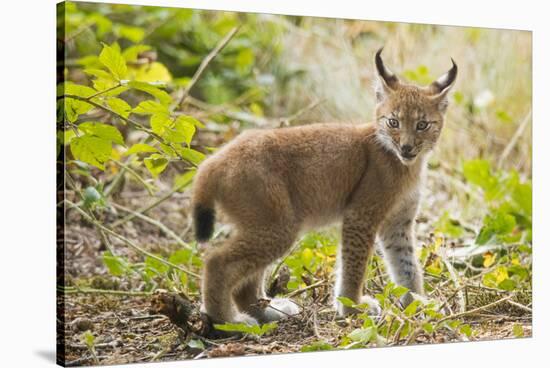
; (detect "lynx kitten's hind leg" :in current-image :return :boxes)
[202,226,296,325]
[380,199,424,307]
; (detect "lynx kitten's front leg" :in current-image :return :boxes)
[380,198,424,307]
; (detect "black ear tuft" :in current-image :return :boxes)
[374,47,400,90]
[430,58,458,95]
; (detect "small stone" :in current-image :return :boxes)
[72,317,94,332]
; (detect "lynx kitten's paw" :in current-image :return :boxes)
[232,312,259,326]
[262,298,301,322]
[336,295,381,317]
[359,295,382,316]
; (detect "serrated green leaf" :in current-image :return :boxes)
[145,255,169,276]
[348,327,376,343]
[133,100,169,115]
[128,81,172,106]
[150,113,171,135]
[422,322,434,333]
[175,114,205,128]
[102,251,128,276]
[63,83,96,122]
[106,97,132,118]
[172,116,196,145]
[124,143,158,156]
[179,147,205,165]
[391,285,409,298]
[84,68,114,81]
[70,135,112,170]
[144,153,168,177]
[78,122,124,145]
[337,296,356,308]
[403,300,422,317]
[99,43,127,80]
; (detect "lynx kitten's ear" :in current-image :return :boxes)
[429,58,458,112]
[374,47,400,102]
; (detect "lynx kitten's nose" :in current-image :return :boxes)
[401,144,413,154]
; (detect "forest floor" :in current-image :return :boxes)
[59,172,532,366]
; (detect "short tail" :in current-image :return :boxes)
[193,205,215,242]
[192,166,217,242]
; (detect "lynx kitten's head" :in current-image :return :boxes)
[373,48,457,166]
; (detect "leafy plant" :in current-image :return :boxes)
[213,322,278,337]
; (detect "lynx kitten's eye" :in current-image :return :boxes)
[387,118,399,129]
[416,121,430,131]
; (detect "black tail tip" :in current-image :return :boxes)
[194,205,215,242]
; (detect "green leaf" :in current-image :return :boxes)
[301,341,333,352]
[78,122,124,145]
[173,116,197,145]
[348,327,376,343]
[133,100,169,116]
[390,285,409,298]
[476,210,517,245]
[512,182,532,217]
[459,324,473,337]
[70,135,112,170]
[337,296,356,308]
[435,212,464,238]
[63,83,96,122]
[173,170,196,191]
[422,322,434,333]
[84,68,115,81]
[128,81,172,106]
[512,324,524,337]
[150,113,171,135]
[106,97,132,118]
[102,251,128,276]
[82,330,95,348]
[497,278,517,291]
[179,148,205,165]
[144,153,168,177]
[176,115,205,128]
[124,143,158,156]
[122,45,152,62]
[99,43,127,80]
[214,322,278,336]
[169,248,202,267]
[117,25,145,43]
[187,339,205,350]
[403,300,422,317]
[145,255,169,276]
[463,159,499,198]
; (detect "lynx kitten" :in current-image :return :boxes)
[191,48,457,325]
